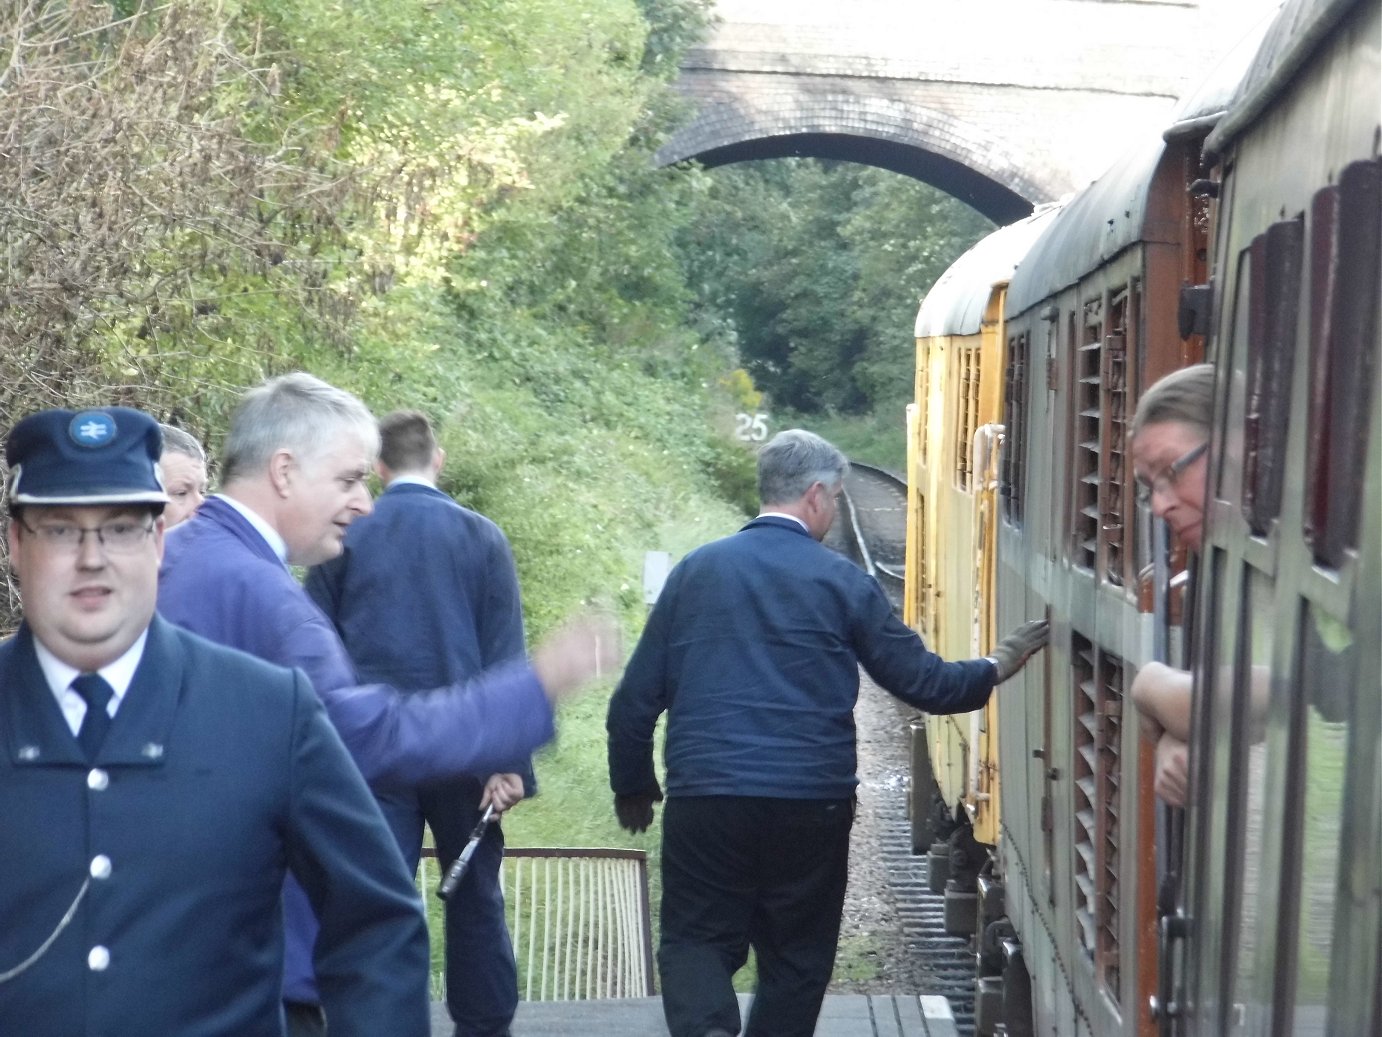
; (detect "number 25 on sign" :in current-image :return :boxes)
[734,413,769,443]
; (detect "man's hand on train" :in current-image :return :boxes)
[987,619,1050,683]
[614,780,663,834]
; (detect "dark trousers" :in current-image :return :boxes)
[283,1001,326,1037]
[658,795,854,1037]
[379,776,517,1037]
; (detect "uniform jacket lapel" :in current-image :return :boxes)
[1,618,183,769]
[0,626,85,767]
[97,616,183,767]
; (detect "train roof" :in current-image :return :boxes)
[1205,0,1366,156]
[1004,133,1172,319]
[1002,8,1281,321]
[914,206,1060,339]
[1163,8,1277,142]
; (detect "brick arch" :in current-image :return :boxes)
[654,96,1053,224]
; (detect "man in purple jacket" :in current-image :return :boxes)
[159,372,615,1037]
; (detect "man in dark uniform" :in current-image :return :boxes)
[607,429,1049,1037]
[0,406,431,1036]
[307,410,529,1037]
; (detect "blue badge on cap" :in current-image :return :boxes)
[69,410,117,448]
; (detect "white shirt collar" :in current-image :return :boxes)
[215,493,289,564]
[757,511,809,532]
[36,631,148,735]
[386,473,436,489]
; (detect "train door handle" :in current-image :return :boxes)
[1148,994,1182,1022]
[1151,909,1191,1029]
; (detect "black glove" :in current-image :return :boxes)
[614,780,664,833]
[988,619,1049,683]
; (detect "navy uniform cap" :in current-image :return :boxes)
[5,407,169,508]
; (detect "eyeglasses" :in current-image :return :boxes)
[1135,442,1208,506]
[18,517,155,553]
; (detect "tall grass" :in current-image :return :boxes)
[784,408,909,474]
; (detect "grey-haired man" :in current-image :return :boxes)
[608,428,1047,1037]
[159,372,616,1035]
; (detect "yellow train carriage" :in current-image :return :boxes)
[907,211,1058,851]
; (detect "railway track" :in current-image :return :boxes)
[826,459,977,1034]
[835,461,908,609]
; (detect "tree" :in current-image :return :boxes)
[676,159,993,416]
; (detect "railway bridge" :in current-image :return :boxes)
[655,0,1277,222]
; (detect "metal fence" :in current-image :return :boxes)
[420,846,654,1001]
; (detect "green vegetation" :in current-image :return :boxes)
[0,0,741,638]
[7,0,992,1000]
[676,160,993,455]
[789,409,911,474]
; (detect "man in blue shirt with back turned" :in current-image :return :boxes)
[307,409,531,1037]
[607,429,1048,1037]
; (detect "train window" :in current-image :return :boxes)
[1242,219,1303,536]
[1304,158,1381,568]
[954,345,982,491]
[1222,568,1277,1034]
[1069,631,1126,1003]
[1071,300,1103,570]
[1001,331,1028,525]
[1041,613,1056,908]
[915,492,932,638]
[1279,602,1354,1034]
[1187,547,1235,1032]
[1216,249,1252,506]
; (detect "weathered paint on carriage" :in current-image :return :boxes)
[907,4,1379,1033]
[914,97,1222,1037]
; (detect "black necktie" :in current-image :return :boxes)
[73,673,114,760]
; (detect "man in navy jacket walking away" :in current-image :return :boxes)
[307,410,531,1037]
[607,429,1048,1037]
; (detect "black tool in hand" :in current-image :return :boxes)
[436,805,496,901]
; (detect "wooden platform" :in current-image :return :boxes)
[430,994,960,1036]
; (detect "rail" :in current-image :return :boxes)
[839,460,908,608]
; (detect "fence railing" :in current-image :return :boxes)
[420,846,654,1001]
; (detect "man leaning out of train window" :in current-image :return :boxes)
[1128,365,1266,806]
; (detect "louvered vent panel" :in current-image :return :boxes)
[1071,633,1098,953]
[1100,300,1129,586]
[956,348,982,489]
[1096,651,1125,1003]
[1072,315,1101,570]
[1070,633,1127,1006]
